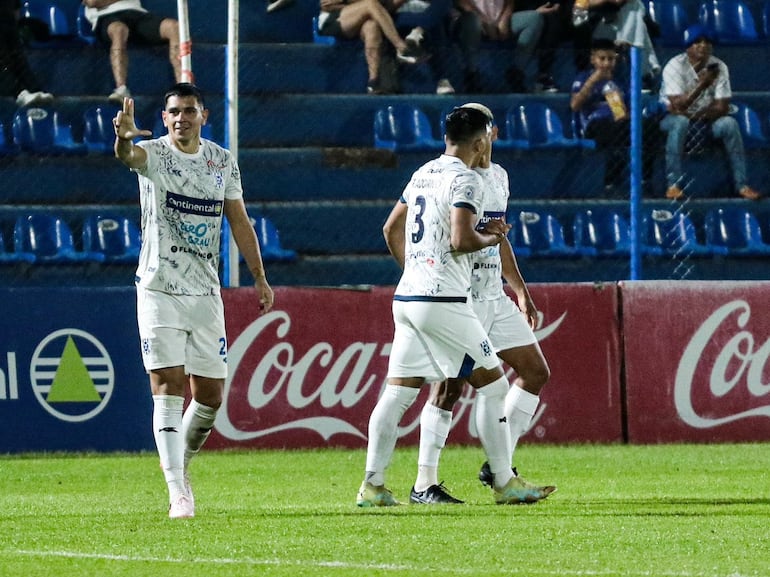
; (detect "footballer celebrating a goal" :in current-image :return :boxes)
[113,83,274,519]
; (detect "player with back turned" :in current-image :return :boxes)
[358,106,536,506]
[113,82,274,519]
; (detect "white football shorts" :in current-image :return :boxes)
[136,286,228,379]
[388,299,500,383]
[473,295,538,352]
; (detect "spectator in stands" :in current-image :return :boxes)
[112,83,274,519]
[659,25,761,201]
[82,0,182,102]
[513,0,568,92]
[572,0,659,89]
[452,0,549,93]
[395,0,456,94]
[571,38,658,193]
[0,0,54,106]
[317,0,429,94]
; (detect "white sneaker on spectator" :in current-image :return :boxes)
[16,89,54,107]
[436,79,455,95]
[109,85,131,103]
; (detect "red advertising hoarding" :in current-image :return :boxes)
[211,283,623,449]
[622,281,770,443]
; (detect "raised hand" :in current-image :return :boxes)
[113,97,153,141]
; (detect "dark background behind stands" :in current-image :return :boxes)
[1,0,769,287]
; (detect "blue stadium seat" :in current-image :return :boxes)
[12,107,87,155]
[511,210,577,257]
[373,105,444,152]
[704,207,770,256]
[76,3,97,45]
[21,0,74,43]
[641,209,717,257]
[14,214,105,263]
[83,105,120,154]
[698,0,760,44]
[764,0,770,38]
[731,102,767,148]
[82,215,142,264]
[572,209,631,257]
[312,15,337,46]
[507,103,582,149]
[647,0,690,45]
[0,123,19,157]
[0,229,35,264]
[253,216,297,262]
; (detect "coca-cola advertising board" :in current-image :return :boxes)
[212,283,623,449]
[622,281,770,443]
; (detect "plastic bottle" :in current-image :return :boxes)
[603,81,627,121]
[572,0,590,26]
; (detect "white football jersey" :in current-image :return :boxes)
[133,135,243,296]
[471,163,509,302]
[394,155,485,300]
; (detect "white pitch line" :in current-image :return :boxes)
[6,550,766,577]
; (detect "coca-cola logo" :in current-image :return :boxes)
[675,300,770,428]
[216,308,567,443]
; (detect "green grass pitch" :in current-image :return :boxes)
[1,443,768,577]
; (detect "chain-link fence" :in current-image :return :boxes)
[1,0,769,289]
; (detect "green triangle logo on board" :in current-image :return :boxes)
[46,336,102,403]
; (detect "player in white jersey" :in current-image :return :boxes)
[411,103,555,505]
[113,83,274,519]
[358,106,531,507]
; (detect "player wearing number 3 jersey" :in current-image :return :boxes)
[357,106,519,507]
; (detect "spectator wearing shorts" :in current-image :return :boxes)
[82,0,182,102]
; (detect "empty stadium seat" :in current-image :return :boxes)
[764,0,770,38]
[0,229,35,264]
[507,103,582,149]
[647,0,691,45]
[704,207,770,255]
[81,215,142,264]
[12,107,87,155]
[253,216,297,262]
[641,209,717,257]
[373,105,444,152]
[14,214,105,263]
[511,210,577,257]
[572,209,631,257]
[76,3,96,45]
[21,0,74,44]
[83,105,121,154]
[731,102,767,148]
[698,0,760,44]
[0,123,19,157]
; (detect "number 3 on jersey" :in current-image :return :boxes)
[411,195,426,243]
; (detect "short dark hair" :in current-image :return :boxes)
[164,83,205,108]
[444,107,490,143]
[591,38,617,52]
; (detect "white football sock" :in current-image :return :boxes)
[364,384,420,487]
[182,399,218,470]
[415,403,452,492]
[474,376,513,488]
[152,395,186,502]
[504,385,540,465]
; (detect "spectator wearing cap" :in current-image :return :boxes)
[659,24,761,200]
